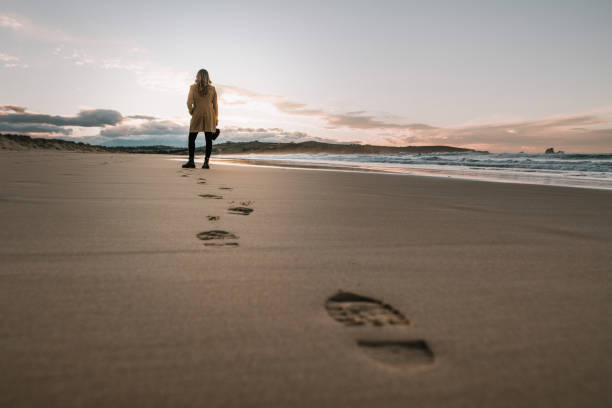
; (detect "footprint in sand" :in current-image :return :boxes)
[227,201,254,215]
[219,186,233,191]
[207,215,220,221]
[325,291,409,326]
[357,340,434,367]
[197,230,237,240]
[198,177,207,184]
[197,230,239,247]
[228,206,253,215]
[199,194,223,199]
[325,291,434,369]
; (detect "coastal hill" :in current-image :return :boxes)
[0,133,485,155]
[1,133,113,152]
[211,140,483,154]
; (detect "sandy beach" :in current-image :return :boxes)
[1,150,611,407]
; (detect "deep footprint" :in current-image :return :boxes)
[203,242,239,247]
[199,194,223,199]
[196,230,238,240]
[228,206,253,215]
[219,187,233,190]
[207,215,220,221]
[325,291,409,326]
[357,340,434,367]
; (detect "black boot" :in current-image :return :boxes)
[183,138,197,169]
[202,158,210,169]
[183,132,197,168]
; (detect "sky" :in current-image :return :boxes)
[1,0,611,153]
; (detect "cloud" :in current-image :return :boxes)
[219,126,336,144]
[0,107,186,143]
[0,123,72,135]
[126,114,157,120]
[218,85,323,116]
[217,84,437,131]
[0,15,22,29]
[100,120,187,138]
[134,64,192,93]
[0,53,19,62]
[325,112,436,130]
[0,109,123,127]
[272,101,325,117]
[4,13,188,93]
[52,45,192,93]
[0,105,27,113]
[217,84,325,117]
[0,13,80,43]
[65,50,95,66]
[387,112,612,152]
[0,52,28,68]
[77,122,329,147]
[216,85,612,151]
[2,104,611,152]
[0,107,124,138]
[96,118,332,145]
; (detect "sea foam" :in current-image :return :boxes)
[217,152,612,190]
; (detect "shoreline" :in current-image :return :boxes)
[167,156,612,191]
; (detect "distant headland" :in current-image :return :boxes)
[0,133,487,155]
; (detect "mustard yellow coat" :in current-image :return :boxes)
[187,84,218,133]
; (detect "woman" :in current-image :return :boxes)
[182,69,218,169]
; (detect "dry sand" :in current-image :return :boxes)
[1,150,611,407]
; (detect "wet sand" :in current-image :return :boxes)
[1,150,611,407]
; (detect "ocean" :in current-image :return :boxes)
[217,152,612,190]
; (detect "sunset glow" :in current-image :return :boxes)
[1,2,611,152]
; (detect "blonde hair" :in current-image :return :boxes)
[195,69,211,96]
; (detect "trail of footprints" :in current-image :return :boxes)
[182,169,433,369]
[325,291,435,369]
[186,174,254,248]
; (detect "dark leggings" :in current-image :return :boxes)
[188,131,214,161]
